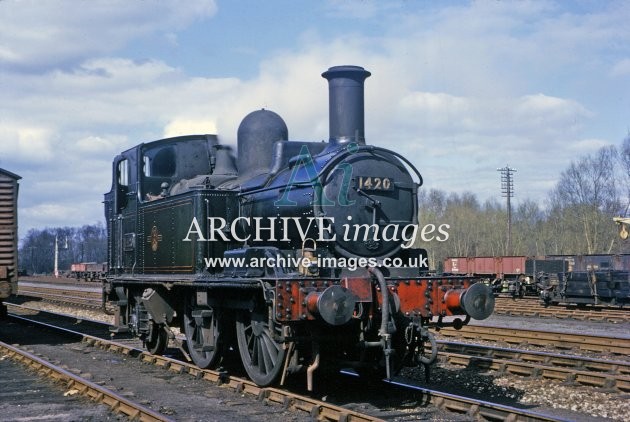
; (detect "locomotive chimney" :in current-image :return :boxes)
[321,65,371,145]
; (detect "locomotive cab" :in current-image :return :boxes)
[139,135,219,201]
[104,135,239,275]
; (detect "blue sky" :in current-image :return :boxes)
[1,0,629,241]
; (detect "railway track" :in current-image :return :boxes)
[18,278,630,324]
[3,304,384,421]
[16,280,104,309]
[494,297,630,322]
[437,340,630,392]
[382,378,561,422]
[0,348,121,421]
[4,303,600,421]
[0,340,171,421]
[439,324,630,355]
[7,284,630,420]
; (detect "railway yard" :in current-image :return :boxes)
[0,276,628,421]
[4,59,630,422]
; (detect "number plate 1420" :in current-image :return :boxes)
[355,176,393,191]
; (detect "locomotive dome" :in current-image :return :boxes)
[237,109,288,178]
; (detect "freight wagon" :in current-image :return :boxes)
[444,256,568,297]
[70,262,108,282]
[545,254,630,272]
[0,168,20,318]
[542,270,630,306]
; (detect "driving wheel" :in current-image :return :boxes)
[236,307,285,386]
[184,300,222,369]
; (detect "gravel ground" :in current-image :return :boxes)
[427,314,630,421]
[494,377,630,421]
[1,321,315,422]
[0,355,119,421]
[0,319,464,421]
[471,313,630,337]
[409,359,630,421]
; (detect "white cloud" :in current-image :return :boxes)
[401,92,470,116]
[394,91,591,140]
[567,138,612,152]
[0,123,55,163]
[0,0,218,71]
[75,135,124,154]
[1,1,628,240]
[163,119,218,138]
[22,203,73,222]
[20,200,103,229]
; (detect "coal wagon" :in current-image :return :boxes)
[70,262,108,282]
[444,256,568,297]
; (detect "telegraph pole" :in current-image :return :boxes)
[497,165,516,255]
[54,235,59,278]
[54,235,68,278]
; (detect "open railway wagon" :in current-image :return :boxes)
[104,65,495,390]
[70,262,108,282]
[545,254,630,272]
[0,168,20,318]
[541,270,630,306]
[443,256,568,298]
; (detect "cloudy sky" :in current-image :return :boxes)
[1,0,629,241]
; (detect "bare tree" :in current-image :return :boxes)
[417,190,507,268]
[550,145,619,254]
[19,223,107,275]
[416,141,629,270]
[511,199,545,256]
[618,132,630,213]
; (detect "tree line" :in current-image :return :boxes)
[18,223,107,275]
[416,135,630,270]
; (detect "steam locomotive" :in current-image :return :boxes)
[104,65,494,390]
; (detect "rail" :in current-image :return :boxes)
[0,340,172,422]
[439,324,630,355]
[437,340,630,392]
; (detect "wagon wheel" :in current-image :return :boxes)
[145,321,168,355]
[517,275,527,298]
[236,306,286,386]
[184,300,222,369]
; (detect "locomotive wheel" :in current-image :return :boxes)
[145,321,168,355]
[236,308,286,386]
[184,304,222,369]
